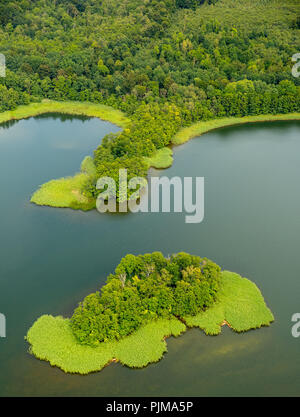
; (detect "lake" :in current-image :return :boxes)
[0,115,299,396]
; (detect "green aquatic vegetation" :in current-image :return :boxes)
[184,271,274,335]
[172,114,300,146]
[114,318,186,368]
[30,172,96,211]
[26,315,186,374]
[26,315,116,375]
[0,100,130,129]
[80,156,97,177]
[144,147,174,169]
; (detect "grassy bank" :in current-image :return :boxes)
[144,147,173,169]
[0,99,131,128]
[25,271,274,374]
[172,113,300,146]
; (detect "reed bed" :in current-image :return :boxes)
[26,271,274,374]
[144,147,173,169]
[0,99,130,128]
[172,113,300,146]
[26,315,186,374]
[184,271,274,334]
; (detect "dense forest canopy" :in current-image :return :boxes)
[0,0,299,200]
[70,252,221,345]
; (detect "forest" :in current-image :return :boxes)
[0,0,299,199]
[70,252,221,345]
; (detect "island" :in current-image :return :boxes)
[26,252,274,374]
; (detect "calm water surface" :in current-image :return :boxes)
[0,115,299,396]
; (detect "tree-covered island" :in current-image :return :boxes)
[26,252,274,374]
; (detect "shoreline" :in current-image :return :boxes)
[144,113,300,170]
[0,99,130,211]
[25,271,274,375]
[172,113,300,146]
[0,99,131,129]
[1,101,299,209]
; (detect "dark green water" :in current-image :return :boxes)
[0,115,300,397]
